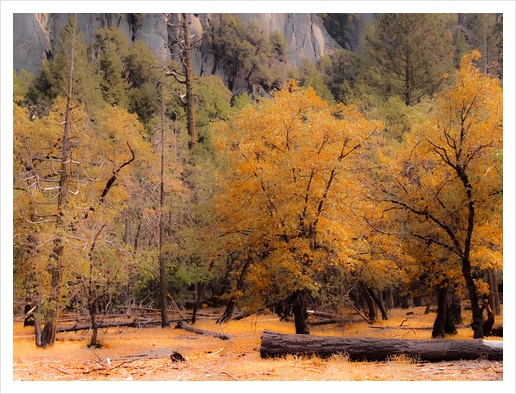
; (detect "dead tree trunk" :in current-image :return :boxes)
[176,320,231,340]
[159,81,170,329]
[259,330,503,361]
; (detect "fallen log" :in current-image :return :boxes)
[308,319,347,326]
[368,323,471,330]
[175,320,231,340]
[307,310,338,319]
[259,330,503,361]
[56,317,188,333]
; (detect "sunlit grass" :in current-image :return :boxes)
[13,305,503,381]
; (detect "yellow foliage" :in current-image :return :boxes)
[363,50,503,297]
[213,85,383,298]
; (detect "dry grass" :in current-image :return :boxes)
[10,306,505,385]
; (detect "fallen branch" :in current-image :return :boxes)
[369,325,433,330]
[307,310,338,319]
[175,320,231,340]
[207,348,225,356]
[52,366,74,375]
[56,317,189,333]
[346,300,373,325]
[308,319,347,326]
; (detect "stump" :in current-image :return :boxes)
[259,330,503,361]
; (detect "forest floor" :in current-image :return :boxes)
[10,306,504,387]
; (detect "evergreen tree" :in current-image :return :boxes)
[34,15,104,116]
[366,13,454,106]
[93,27,130,108]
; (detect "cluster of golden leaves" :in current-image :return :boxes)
[212,82,383,298]
[13,99,155,295]
[365,50,503,290]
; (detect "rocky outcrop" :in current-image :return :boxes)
[13,13,341,80]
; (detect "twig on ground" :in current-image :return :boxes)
[208,348,225,356]
[52,366,74,375]
[220,371,238,380]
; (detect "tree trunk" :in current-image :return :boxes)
[492,270,501,314]
[463,263,484,338]
[40,256,63,347]
[217,254,252,324]
[481,299,495,335]
[432,284,448,338]
[361,283,377,323]
[369,287,388,320]
[89,302,99,347]
[259,330,503,361]
[217,298,236,324]
[488,269,501,315]
[182,13,197,150]
[385,288,394,310]
[447,289,462,326]
[34,302,42,348]
[291,290,310,334]
[40,14,77,349]
[400,295,409,309]
[191,283,199,325]
[159,81,170,329]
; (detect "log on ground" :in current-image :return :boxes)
[175,320,231,340]
[259,330,503,361]
[56,317,188,333]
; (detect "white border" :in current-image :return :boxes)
[2,2,515,393]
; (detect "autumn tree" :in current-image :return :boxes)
[362,51,502,338]
[212,82,381,334]
[13,93,152,347]
[13,16,154,347]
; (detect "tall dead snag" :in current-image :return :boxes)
[39,13,78,348]
[182,13,196,151]
[165,13,197,150]
[259,330,503,361]
[158,82,169,328]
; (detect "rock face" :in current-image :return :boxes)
[13,13,341,83]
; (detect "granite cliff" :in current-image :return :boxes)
[13,13,341,95]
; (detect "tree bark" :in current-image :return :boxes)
[89,302,99,347]
[159,81,170,329]
[216,298,236,324]
[291,290,310,334]
[481,299,495,335]
[182,13,197,150]
[488,269,501,315]
[40,14,77,348]
[259,330,503,361]
[432,284,449,338]
[400,295,409,309]
[217,254,252,324]
[369,287,388,320]
[361,283,377,323]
